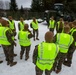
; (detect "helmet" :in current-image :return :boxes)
[45,31,54,42]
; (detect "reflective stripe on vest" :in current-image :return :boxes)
[57,33,73,53]
[0,27,11,45]
[19,21,25,30]
[71,29,76,46]
[8,20,15,29]
[70,28,74,33]
[18,31,31,46]
[71,29,76,36]
[36,42,59,70]
[49,20,55,28]
[31,21,38,30]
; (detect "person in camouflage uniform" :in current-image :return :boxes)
[0,20,17,66]
[56,18,64,33]
[0,16,2,47]
[30,17,39,41]
[18,17,26,31]
[18,24,33,60]
[0,16,4,63]
[48,16,56,33]
[8,16,16,36]
[63,20,76,67]
[33,31,59,75]
[8,16,17,56]
[53,25,74,73]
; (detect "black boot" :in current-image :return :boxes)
[33,38,35,41]
[7,61,10,65]
[13,54,17,57]
[56,69,61,74]
[25,55,29,60]
[20,55,23,59]
[36,37,39,40]
[20,53,23,60]
[63,61,71,67]
[0,60,3,64]
[10,62,17,67]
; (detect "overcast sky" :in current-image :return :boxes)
[1,0,32,9]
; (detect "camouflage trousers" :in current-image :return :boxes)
[53,52,67,71]
[64,46,76,65]
[33,29,39,39]
[2,45,14,63]
[35,66,52,75]
[49,28,54,33]
[20,45,31,60]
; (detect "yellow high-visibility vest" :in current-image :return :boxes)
[0,27,13,45]
[31,21,38,30]
[18,30,31,46]
[36,42,59,70]
[49,20,55,28]
[56,33,74,53]
[19,21,25,30]
[8,20,15,30]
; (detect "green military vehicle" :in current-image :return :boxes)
[44,3,74,23]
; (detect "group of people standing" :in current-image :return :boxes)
[33,16,76,75]
[0,16,17,66]
[0,15,76,75]
[0,16,39,67]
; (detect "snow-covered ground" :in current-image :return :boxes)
[0,20,76,75]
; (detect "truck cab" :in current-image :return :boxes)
[44,3,64,23]
[54,3,64,17]
[44,3,75,23]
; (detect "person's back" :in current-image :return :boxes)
[53,25,74,73]
[18,24,32,47]
[63,20,76,67]
[56,32,73,53]
[33,31,59,75]
[18,24,33,60]
[36,42,59,71]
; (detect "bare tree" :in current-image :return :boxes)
[0,1,4,9]
[5,1,10,9]
[10,0,18,12]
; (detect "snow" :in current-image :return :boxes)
[0,19,76,75]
